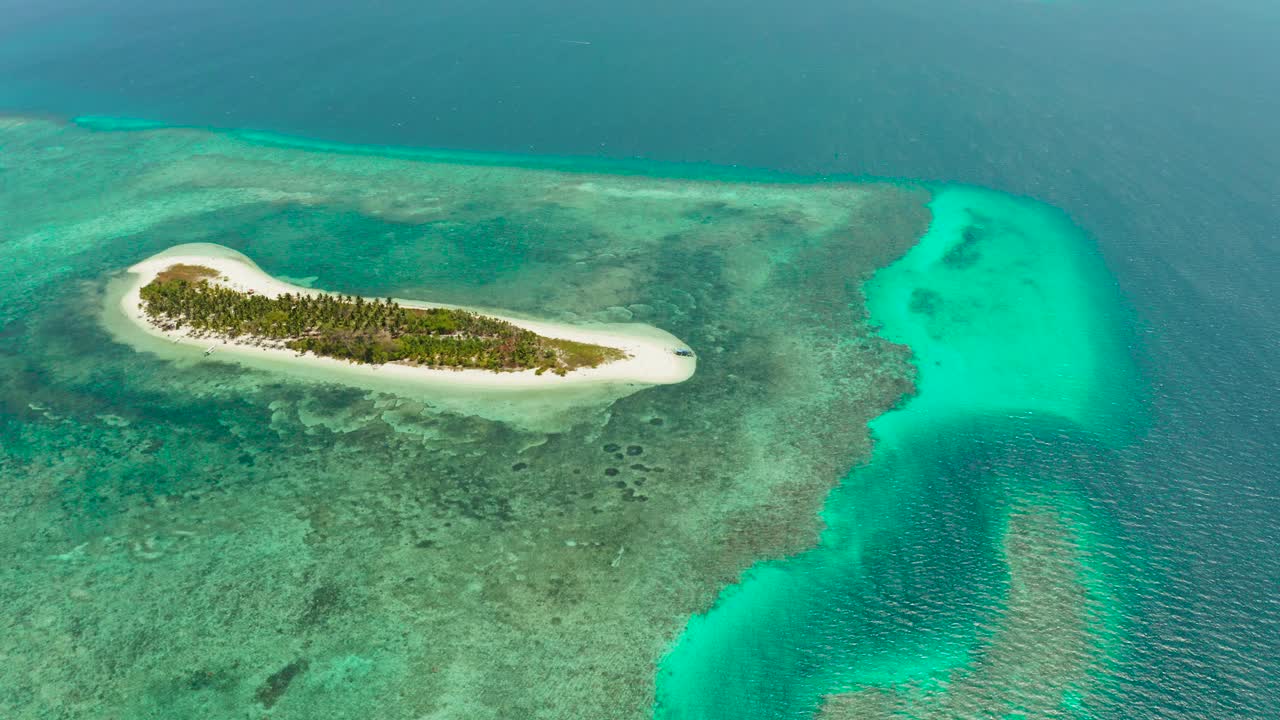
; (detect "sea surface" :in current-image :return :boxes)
[2,0,1278,718]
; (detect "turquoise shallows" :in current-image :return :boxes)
[1,115,937,719]
[655,186,1143,719]
[865,186,1140,438]
[71,115,815,184]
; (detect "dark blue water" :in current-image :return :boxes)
[3,0,1277,716]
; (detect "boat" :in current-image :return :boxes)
[204,344,217,356]
[673,348,695,358]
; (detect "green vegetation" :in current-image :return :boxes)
[154,263,221,283]
[139,268,627,373]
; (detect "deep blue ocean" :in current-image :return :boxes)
[2,0,1277,716]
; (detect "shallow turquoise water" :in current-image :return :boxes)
[0,120,1154,717]
[656,186,1143,718]
[0,117,937,718]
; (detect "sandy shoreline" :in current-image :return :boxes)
[104,244,695,427]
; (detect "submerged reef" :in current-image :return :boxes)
[0,116,928,719]
[656,187,1142,719]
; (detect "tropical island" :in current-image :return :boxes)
[114,244,697,392]
[141,264,626,375]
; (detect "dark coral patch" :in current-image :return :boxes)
[255,658,309,708]
[909,288,942,316]
[942,223,984,269]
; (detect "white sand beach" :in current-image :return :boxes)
[104,243,695,428]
